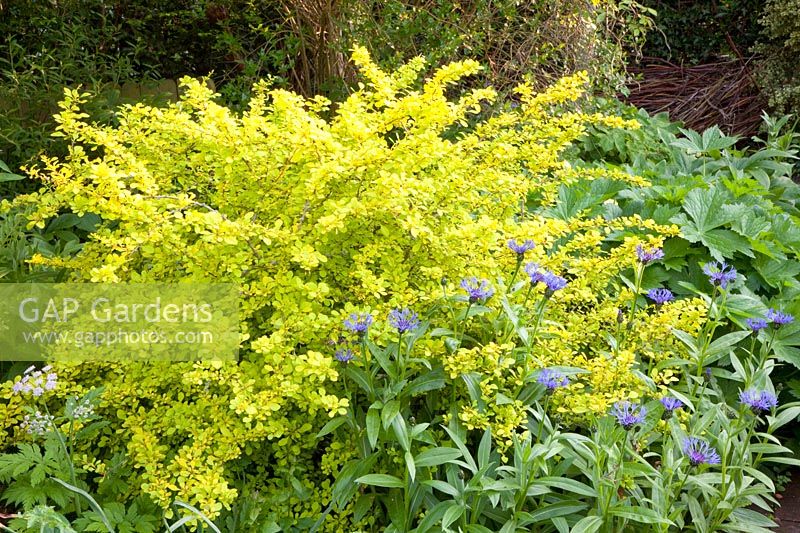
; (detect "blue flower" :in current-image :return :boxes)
[765,308,794,327]
[334,348,355,363]
[525,263,567,292]
[702,261,737,289]
[537,369,569,390]
[636,245,664,264]
[542,271,568,293]
[739,389,778,413]
[660,396,683,415]
[388,308,420,333]
[460,277,494,303]
[611,401,647,430]
[682,437,721,466]
[508,239,535,256]
[746,318,768,332]
[343,312,374,334]
[647,288,673,305]
[524,262,547,284]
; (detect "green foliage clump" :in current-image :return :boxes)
[0,0,654,184]
[639,0,761,63]
[569,104,800,362]
[343,0,654,94]
[0,0,289,176]
[755,0,800,116]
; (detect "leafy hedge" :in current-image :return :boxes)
[755,0,800,116]
[0,0,654,181]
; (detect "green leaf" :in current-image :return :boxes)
[768,405,800,431]
[672,329,699,356]
[172,500,222,533]
[773,345,800,369]
[382,400,401,429]
[731,211,771,239]
[52,478,115,533]
[571,516,603,533]
[520,501,588,524]
[355,474,404,488]
[443,426,477,473]
[372,345,398,381]
[405,450,415,482]
[406,368,446,396]
[442,504,465,529]
[548,184,593,220]
[316,416,347,439]
[688,495,708,533]
[706,331,751,360]
[610,505,673,525]
[332,456,377,509]
[754,256,800,287]
[0,172,25,182]
[477,428,492,469]
[464,525,494,533]
[681,187,733,233]
[391,416,411,451]
[415,447,463,468]
[698,229,752,260]
[416,501,452,532]
[673,187,755,259]
[422,479,460,497]
[724,293,769,319]
[353,494,374,523]
[729,508,777,529]
[366,407,380,450]
[530,477,597,497]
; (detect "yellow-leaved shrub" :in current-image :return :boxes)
[0,48,703,525]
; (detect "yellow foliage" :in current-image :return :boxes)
[0,48,697,526]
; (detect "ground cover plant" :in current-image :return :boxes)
[1,49,800,532]
[569,104,800,366]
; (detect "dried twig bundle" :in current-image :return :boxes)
[624,57,765,137]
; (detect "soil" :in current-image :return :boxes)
[775,471,800,532]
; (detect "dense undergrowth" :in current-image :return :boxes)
[1,51,800,532]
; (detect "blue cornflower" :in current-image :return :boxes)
[647,288,674,305]
[746,318,769,332]
[636,245,664,264]
[460,277,494,303]
[766,308,794,327]
[525,263,567,292]
[611,401,647,430]
[508,239,536,256]
[542,271,568,293]
[739,389,778,413]
[537,369,569,391]
[334,348,355,363]
[524,262,547,284]
[388,308,420,333]
[343,312,374,335]
[702,261,737,289]
[660,396,683,415]
[682,437,721,466]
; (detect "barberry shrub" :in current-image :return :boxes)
[1,49,687,525]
